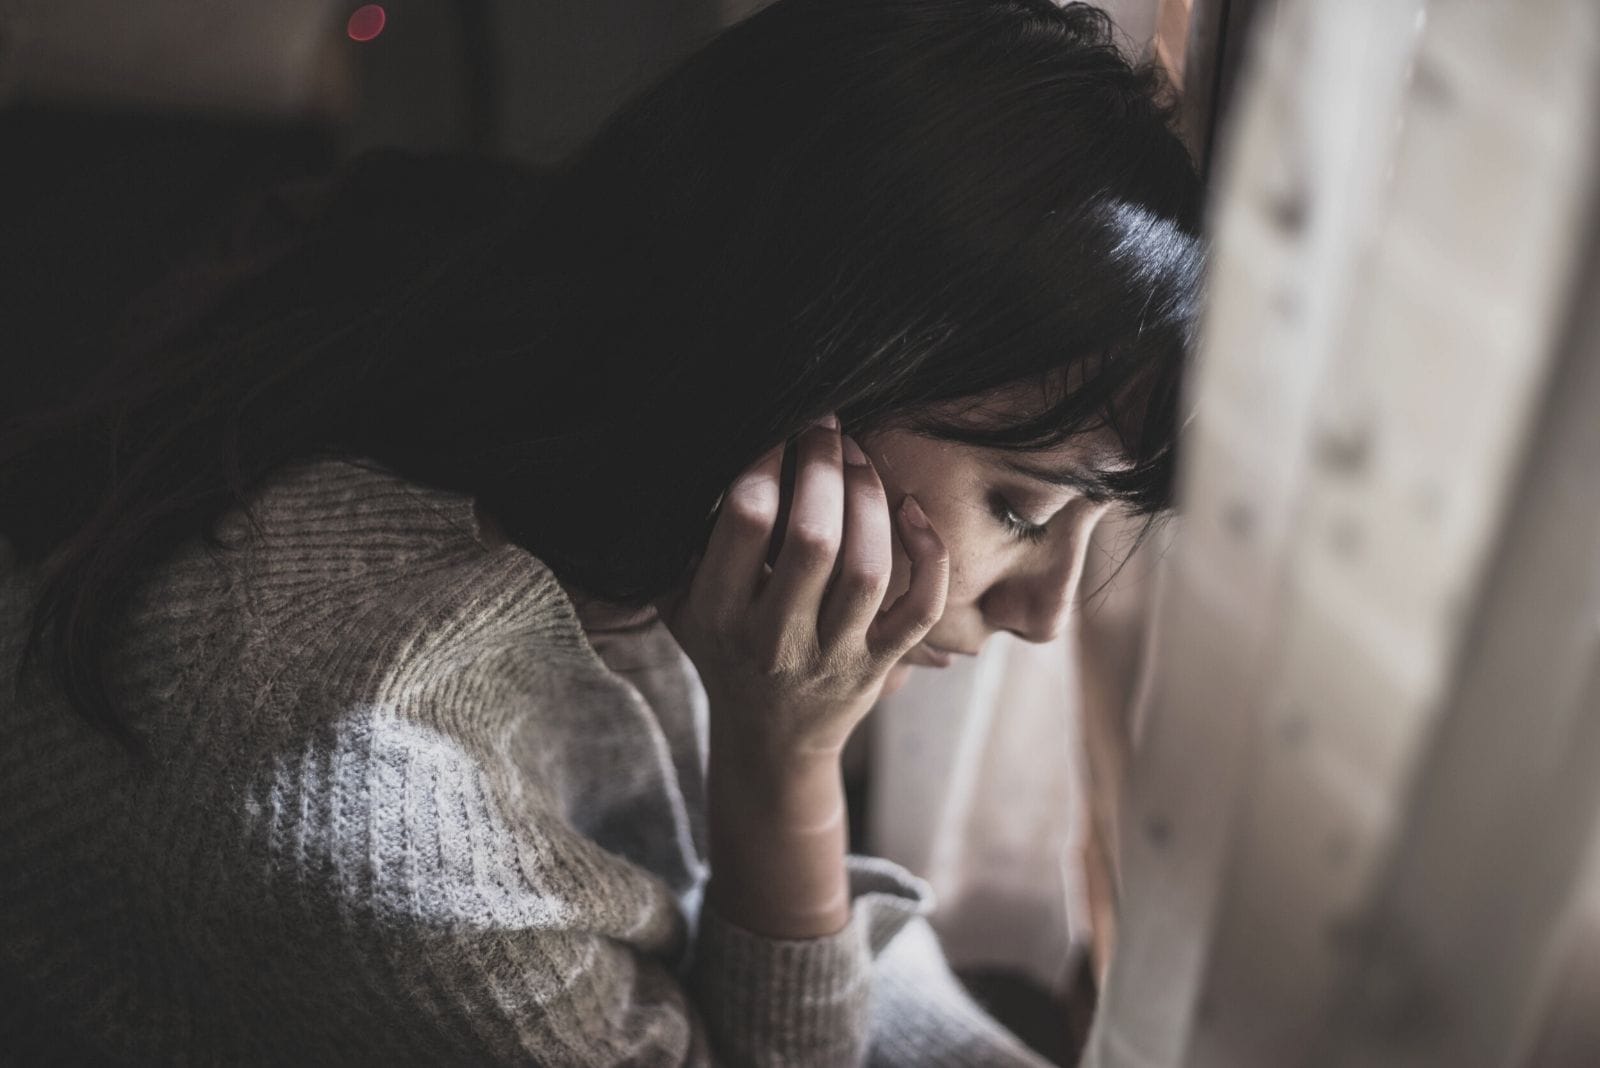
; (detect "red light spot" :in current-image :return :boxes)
[347,4,386,42]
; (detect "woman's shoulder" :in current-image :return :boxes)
[148,453,598,699]
[245,451,574,608]
[232,452,486,555]
[215,452,515,588]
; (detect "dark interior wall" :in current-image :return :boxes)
[0,106,340,418]
[488,0,726,169]
[0,0,736,416]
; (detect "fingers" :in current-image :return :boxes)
[754,417,844,655]
[681,416,947,684]
[816,435,893,652]
[686,440,785,627]
[867,494,949,661]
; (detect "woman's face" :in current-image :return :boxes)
[860,383,1125,696]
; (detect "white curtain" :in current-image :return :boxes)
[865,627,1089,994]
[862,514,1167,997]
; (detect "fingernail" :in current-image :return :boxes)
[841,434,869,466]
[902,495,930,528]
[811,412,840,431]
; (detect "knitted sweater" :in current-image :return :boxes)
[0,456,1052,1066]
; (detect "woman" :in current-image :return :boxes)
[0,0,1203,1063]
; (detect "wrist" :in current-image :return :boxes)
[705,695,854,768]
[707,729,844,824]
[704,724,852,939]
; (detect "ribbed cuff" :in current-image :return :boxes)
[689,855,934,1067]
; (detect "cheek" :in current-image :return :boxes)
[858,431,985,606]
[881,502,986,609]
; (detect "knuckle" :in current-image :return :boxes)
[786,522,840,561]
[838,562,891,601]
[725,495,776,535]
[728,470,780,507]
[794,453,838,486]
[904,601,943,635]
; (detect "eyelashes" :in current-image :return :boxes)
[991,494,1050,543]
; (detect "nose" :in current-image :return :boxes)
[979,507,1103,644]
[982,568,1077,644]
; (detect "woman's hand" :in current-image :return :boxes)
[657,413,947,939]
[661,414,949,760]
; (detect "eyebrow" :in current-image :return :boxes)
[996,456,1119,498]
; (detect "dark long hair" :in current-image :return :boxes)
[1,0,1204,737]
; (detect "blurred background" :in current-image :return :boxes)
[3,2,1596,1066]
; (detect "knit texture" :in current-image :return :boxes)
[0,456,1052,1066]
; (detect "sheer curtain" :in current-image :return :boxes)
[862,515,1168,998]
[866,624,1087,993]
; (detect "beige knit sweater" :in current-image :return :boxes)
[0,456,1053,1066]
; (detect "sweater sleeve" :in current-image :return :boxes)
[689,855,933,1066]
[224,704,935,1066]
[689,856,1053,1068]
[865,914,1057,1068]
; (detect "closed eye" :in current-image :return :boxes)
[991,495,1050,543]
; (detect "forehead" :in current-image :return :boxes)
[925,379,1132,470]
